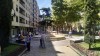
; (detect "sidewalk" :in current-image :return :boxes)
[22,33,80,56]
[49,31,82,55]
[50,32,66,37]
[22,34,57,56]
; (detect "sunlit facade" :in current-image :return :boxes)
[33,0,40,29]
[11,0,34,37]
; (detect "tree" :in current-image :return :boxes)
[52,0,83,32]
[52,0,66,33]
[40,7,51,17]
[40,7,52,32]
[83,0,99,49]
[0,0,13,51]
[52,0,100,49]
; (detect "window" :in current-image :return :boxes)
[26,20,27,24]
[16,5,18,11]
[12,16,14,21]
[16,16,18,22]
[19,17,25,24]
[12,29,14,35]
[26,13,27,17]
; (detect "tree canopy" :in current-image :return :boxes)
[52,0,83,31]
[83,0,100,49]
[52,0,100,49]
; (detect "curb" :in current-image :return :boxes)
[69,45,84,56]
[18,48,27,56]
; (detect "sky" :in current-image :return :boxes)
[36,0,51,14]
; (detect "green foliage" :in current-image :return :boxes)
[40,7,51,17]
[52,0,100,49]
[84,33,91,44]
[52,0,100,46]
[0,0,13,51]
[52,0,83,31]
[2,44,20,56]
[83,0,100,49]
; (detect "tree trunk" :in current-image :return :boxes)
[57,27,59,34]
[0,0,13,51]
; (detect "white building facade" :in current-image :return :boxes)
[11,0,34,37]
[33,0,41,32]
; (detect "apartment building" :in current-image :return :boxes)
[11,0,34,37]
[33,0,41,30]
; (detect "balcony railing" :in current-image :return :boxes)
[19,0,25,8]
[19,7,25,16]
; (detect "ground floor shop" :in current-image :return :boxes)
[11,26,33,37]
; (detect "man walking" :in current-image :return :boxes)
[25,32,32,51]
[40,32,46,48]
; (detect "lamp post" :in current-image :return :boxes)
[45,20,49,33]
[42,13,46,32]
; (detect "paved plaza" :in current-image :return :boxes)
[22,32,80,56]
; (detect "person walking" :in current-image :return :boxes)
[25,32,32,51]
[40,33,46,48]
[69,30,72,38]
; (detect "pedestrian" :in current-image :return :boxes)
[16,33,21,43]
[25,32,31,51]
[17,33,20,39]
[29,32,33,38]
[20,34,24,40]
[40,33,45,48]
[69,30,72,38]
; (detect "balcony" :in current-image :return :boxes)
[19,17,25,24]
[19,0,25,8]
[19,7,25,16]
[19,3,25,11]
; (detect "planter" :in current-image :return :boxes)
[7,45,26,56]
